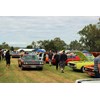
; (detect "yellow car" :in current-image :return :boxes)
[68,50,94,72]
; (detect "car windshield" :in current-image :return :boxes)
[22,55,39,60]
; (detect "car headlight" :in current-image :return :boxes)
[67,63,70,66]
[24,62,28,64]
[74,64,76,68]
[40,61,43,64]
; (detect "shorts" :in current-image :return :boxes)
[59,61,65,68]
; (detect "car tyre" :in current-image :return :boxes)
[38,67,43,70]
[73,69,76,71]
[21,66,24,70]
[81,66,85,73]
[40,67,43,70]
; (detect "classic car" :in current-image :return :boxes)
[91,52,100,57]
[67,50,94,72]
[84,64,95,77]
[11,51,21,58]
[51,54,80,65]
[18,54,44,70]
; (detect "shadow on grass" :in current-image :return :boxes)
[20,68,43,71]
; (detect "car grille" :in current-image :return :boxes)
[24,61,40,65]
[85,68,93,72]
[68,63,76,68]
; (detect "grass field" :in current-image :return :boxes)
[0,58,92,83]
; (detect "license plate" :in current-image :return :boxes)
[31,65,36,68]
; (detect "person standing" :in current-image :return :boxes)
[5,50,11,67]
[43,52,46,64]
[54,51,60,70]
[0,49,2,61]
[94,54,100,78]
[59,50,67,73]
[48,50,53,66]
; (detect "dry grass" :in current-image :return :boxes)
[0,58,92,83]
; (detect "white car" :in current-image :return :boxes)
[75,78,100,83]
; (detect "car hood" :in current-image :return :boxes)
[68,61,94,64]
[74,51,94,61]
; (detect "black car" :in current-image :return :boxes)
[18,54,44,70]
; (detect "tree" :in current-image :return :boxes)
[26,45,33,49]
[37,40,50,50]
[69,40,84,50]
[32,41,36,48]
[37,37,67,51]
[53,37,67,51]
[10,46,14,51]
[78,24,100,51]
[1,42,10,49]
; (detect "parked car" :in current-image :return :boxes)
[67,51,94,72]
[75,78,100,83]
[84,64,95,77]
[66,55,80,64]
[91,52,100,57]
[18,54,44,70]
[11,51,21,58]
[51,54,80,65]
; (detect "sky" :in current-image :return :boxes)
[0,16,99,47]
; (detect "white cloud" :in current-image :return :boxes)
[0,16,99,47]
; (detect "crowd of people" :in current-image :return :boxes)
[43,50,100,74]
[43,50,67,73]
[0,49,68,73]
[0,48,100,76]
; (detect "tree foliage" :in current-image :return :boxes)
[26,45,33,49]
[69,40,84,50]
[32,41,36,48]
[0,42,10,49]
[10,46,14,51]
[34,37,67,51]
[78,24,100,51]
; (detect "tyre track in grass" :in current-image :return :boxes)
[11,59,72,82]
[0,58,91,83]
[21,69,72,83]
[12,60,61,83]
[7,58,59,83]
[8,59,37,83]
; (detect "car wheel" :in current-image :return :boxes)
[81,66,85,73]
[40,67,43,70]
[38,67,43,70]
[73,69,76,71]
[21,66,24,70]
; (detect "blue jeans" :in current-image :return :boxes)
[94,71,100,78]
